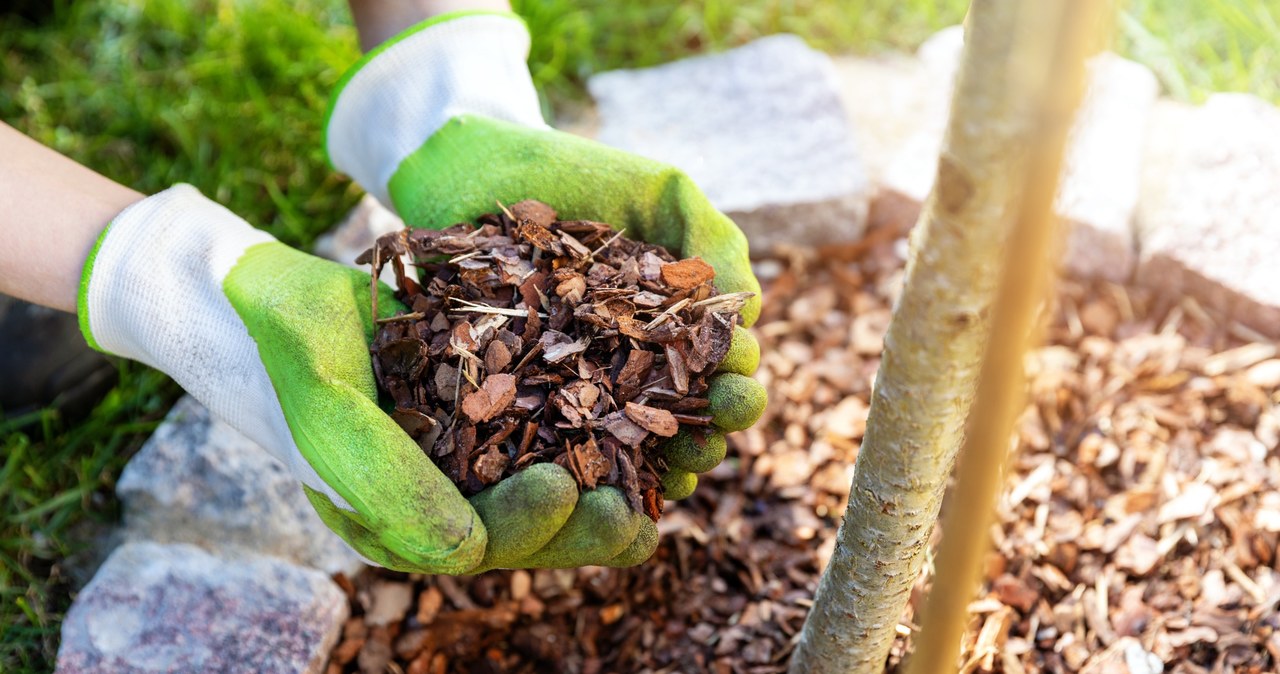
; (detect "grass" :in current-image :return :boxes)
[0,2,362,669]
[517,0,971,105]
[0,0,1276,670]
[1120,0,1280,104]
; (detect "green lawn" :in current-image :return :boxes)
[1,0,1276,670]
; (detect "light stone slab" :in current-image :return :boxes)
[1056,53,1158,282]
[1136,94,1280,337]
[849,26,1156,282]
[116,395,364,576]
[56,542,347,674]
[588,34,870,251]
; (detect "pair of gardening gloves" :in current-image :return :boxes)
[78,12,765,573]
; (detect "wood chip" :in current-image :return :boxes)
[660,257,716,289]
[365,581,414,627]
[624,402,680,437]
[461,374,517,423]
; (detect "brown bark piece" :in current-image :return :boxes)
[613,350,654,402]
[461,374,517,423]
[509,199,557,227]
[484,340,512,374]
[601,411,650,448]
[473,447,510,485]
[660,258,716,289]
[624,402,680,437]
[569,437,611,490]
[517,222,564,255]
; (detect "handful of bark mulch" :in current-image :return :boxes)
[357,200,749,521]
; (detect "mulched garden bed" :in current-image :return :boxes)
[326,219,1280,674]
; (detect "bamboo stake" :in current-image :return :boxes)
[904,2,1107,673]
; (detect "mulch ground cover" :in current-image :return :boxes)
[327,212,1280,674]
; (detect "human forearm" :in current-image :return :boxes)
[0,123,142,312]
[347,0,510,51]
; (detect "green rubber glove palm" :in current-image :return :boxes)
[327,11,767,570]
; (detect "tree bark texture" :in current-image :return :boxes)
[788,1,1058,672]
[904,2,1105,672]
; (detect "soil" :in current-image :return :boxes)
[360,201,746,519]
[328,218,1280,674]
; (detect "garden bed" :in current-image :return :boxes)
[325,231,1280,674]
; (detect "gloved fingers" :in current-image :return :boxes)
[717,326,760,376]
[226,251,487,574]
[388,117,762,325]
[292,385,487,574]
[661,470,698,501]
[468,463,578,572]
[601,518,659,568]
[663,429,727,474]
[518,486,645,568]
[303,485,472,573]
[280,336,486,573]
[707,372,768,432]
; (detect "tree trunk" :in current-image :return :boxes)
[788,1,1087,671]
[903,2,1105,672]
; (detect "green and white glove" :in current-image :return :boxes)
[77,185,496,572]
[326,10,767,566]
[78,185,658,573]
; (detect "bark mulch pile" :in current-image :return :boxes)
[328,225,1280,674]
[358,200,746,518]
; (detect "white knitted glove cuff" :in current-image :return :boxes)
[81,184,351,510]
[326,12,547,208]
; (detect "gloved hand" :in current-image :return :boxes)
[77,184,491,572]
[78,185,661,573]
[326,11,767,569]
